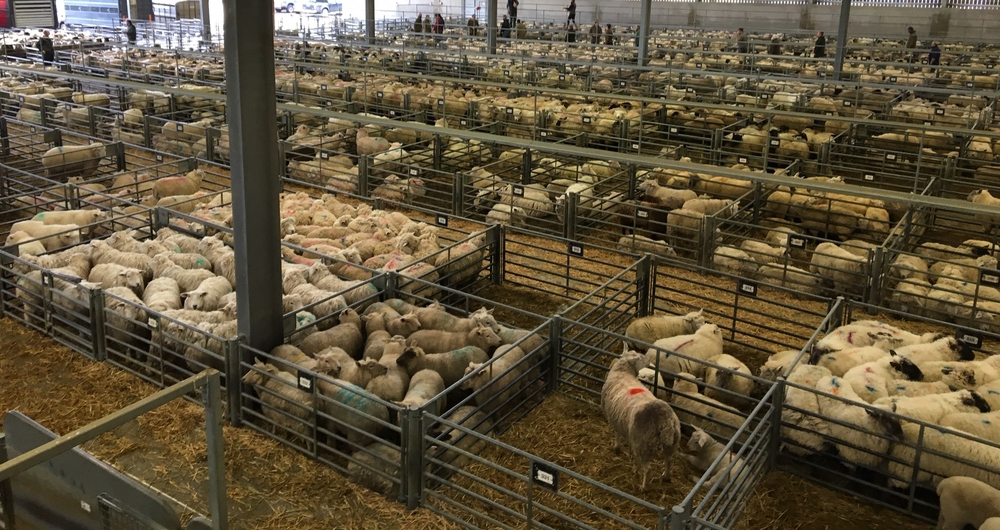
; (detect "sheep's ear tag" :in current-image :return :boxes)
[956,329,983,356]
[736,279,758,297]
[435,214,448,227]
[979,269,1000,287]
[530,461,559,492]
[568,242,584,257]
[297,370,315,392]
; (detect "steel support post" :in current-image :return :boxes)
[201,0,212,43]
[224,0,283,355]
[487,0,497,55]
[366,0,375,45]
[833,0,851,81]
[637,0,652,67]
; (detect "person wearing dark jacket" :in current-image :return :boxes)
[500,15,512,39]
[125,19,137,44]
[37,30,54,64]
[604,24,613,46]
[814,31,826,58]
[567,22,577,43]
[928,41,941,66]
[433,13,444,34]
[767,35,781,55]
[905,26,917,63]
[589,21,601,45]
[414,14,424,33]
[506,0,518,20]
[564,0,576,26]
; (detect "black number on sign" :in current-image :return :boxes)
[504,70,510,76]
[696,62,702,68]
[409,168,419,176]
[531,461,559,491]
[460,120,468,126]
[686,88,695,93]
[843,100,853,107]
[437,99,444,106]
[297,370,315,392]
[568,243,584,256]
[321,84,327,90]
[967,82,975,88]
[29,126,35,133]
[176,124,184,132]
[770,139,780,146]
[558,75,565,81]
[980,269,1000,286]
[320,152,330,159]
[957,329,984,349]
[760,93,769,100]
[737,279,758,297]
[789,237,806,249]
[377,91,383,98]
[513,185,524,196]
[436,215,448,227]
[619,81,626,87]
[669,127,678,134]
[820,72,827,78]
[632,143,640,150]
[738,157,748,164]
[825,112,833,116]
[540,131,548,137]
[390,111,396,116]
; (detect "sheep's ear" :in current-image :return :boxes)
[180,292,190,299]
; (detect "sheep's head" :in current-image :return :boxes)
[311,352,342,376]
[613,350,647,377]
[58,230,82,247]
[295,310,316,329]
[396,346,425,367]
[182,290,210,311]
[683,309,707,333]
[685,428,714,453]
[697,323,722,341]
[396,313,421,332]
[358,358,388,378]
[473,326,502,348]
[941,367,978,390]
[672,373,701,394]
[339,308,361,327]
[118,269,145,294]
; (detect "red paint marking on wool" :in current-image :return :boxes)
[847,331,855,344]
[628,388,647,396]
[673,339,695,351]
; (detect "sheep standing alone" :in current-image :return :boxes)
[41,143,106,181]
[601,347,681,491]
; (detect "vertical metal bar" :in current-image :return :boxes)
[358,155,369,196]
[366,0,375,45]
[87,106,97,138]
[453,172,465,217]
[0,434,15,530]
[115,142,126,171]
[404,407,423,510]
[833,0,851,81]
[0,118,9,158]
[488,224,503,286]
[565,192,579,241]
[670,505,687,530]
[200,0,212,42]
[226,339,242,426]
[547,316,562,393]
[637,0,651,66]
[225,0,283,358]
[487,0,497,55]
[636,254,651,317]
[202,372,229,530]
[89,286,106,362]
[767,382,784,468]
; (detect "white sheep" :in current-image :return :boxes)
[682,427,746,489]
[404,326,502,354]
[103,286,148,361]
[713,246,759,277]
[646,323,724,378]
[810,241,867,295]
[141,277,181,313]
[887,380,955,398]
[936,355,1000,390]
[316,377,390,446]
[427,405,493,477]
[815,346,890,377]
[91,240,154,280]
[396,345,490,387]
[703,354,754,409]
[243,361,316,451]
[939,411,1000,444]
[813,320,945,355]
[887,423,1000,490]
[346,442,402,496]
[31,209,109,234]
[664,373,748,443]
[889,254,929,283]
[601,347,681,491]
[814,374,903,468]
[936,476,1000,530]
[196,236,236,288]
[740,240,787,265]
[88,263,144,296]
[624,309,706,349]
[182,276,233,311]
[394,369,446,417]
[757,263,821,296]
[337,358,389,389]
[460,345,527,414]
[365,337,411,402]
[758,349,802,382]
[873,389,991,424]
[842,354,924,403]
[297,309,363,357]
[8,220,81,251]
[780,364,833,455]
[4,231,46,256]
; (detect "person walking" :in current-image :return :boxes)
[589,20,601,45]
[506,0,518,21]
[735,27,747,54]
[500,15,512,39]
[604,23,613,46]
[905,26,917,62]
[564,0,576,27]
[814,30,826,58]
[37,30,54,64]
[467,13,479,36]
[927,41,941,66]
[125,19,137,45]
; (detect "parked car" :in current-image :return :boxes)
[297,0,342,14]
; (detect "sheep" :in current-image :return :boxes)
[460,345,527,413]
[297,309,364,358]
[968,189,1000,231]
[935,476,1000,530]
[152,168,205,200]
[31,209,109,234]
[815,346,891,377]
[337,358,389,389]
[713,246,759,277]
[810,242,867,296]
[740,240,787,265]
[842,355,925,403]
[4,231,46,256]
[41,143,105,180]
[404,326,502,354]
[7,221,81,251]
[781,364,834,456]
[660,372,747,443]
[366,337,411,402]
[346,442,402,496]
[427,405,493,478]
[935,355,1000,390]
[601,347,681,491]
[758,349,802,382]
[682,198,738,217]
[636,179,698,209]
[703,354,755,409]
[496,325,546,354]
[624,309,706,349]
[889,254,930,283]
[88,263,144,296]
[939,411,1000,444]
[757,263,821,296]
[103,286,148,361]
[242,361,316,450]
[813,374,903,468]
[887,423,1000,490]
[152,256,217,293]
[984,518,1000,530]
[646,324,724,379]
[888,279,932,314]
[196,236,236,288]
[316,378,390,446]
[617,235,677,257]
[410,306,501,334]
[396,345,490,387]
[181,276,233,311]
[362,313,391,361]
[384,313,422,337]
[886,380,956,398]
[813,320,945,355]
[873,389,990,424]
[682,427,745,489]
[394,369,446,417]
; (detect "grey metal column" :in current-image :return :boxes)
[224,0,283,355]
[637,0,652,66]
[833,0,851,80]
[487,0,497,55]
[201,0,211,43]
[366,0,375,44]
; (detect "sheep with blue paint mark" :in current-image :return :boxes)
[814,374,903,469]
[813,319,946,355]
[317,378,390,446]
[873,389,991,425]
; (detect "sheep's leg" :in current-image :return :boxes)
[640,465,649,492]
[663,448,674,483]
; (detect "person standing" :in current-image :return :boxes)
[516,19,527,39]
[414,13,424,34]
[467,14,479,36]
[735,27,747,54]
[433,13,444,34]
[589,20,601,45]
[507,0,518,21]
[125,19,137,45]
[423,14,432,34]
[767,34,781,55]
[905,26,917,62]
[564,0,576,27]
[604,23,613,46]
[37,30,54,64]
[500,15,512,39]
[567,22,577,43]
[927,41,941,66]
[814,30,826,58]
